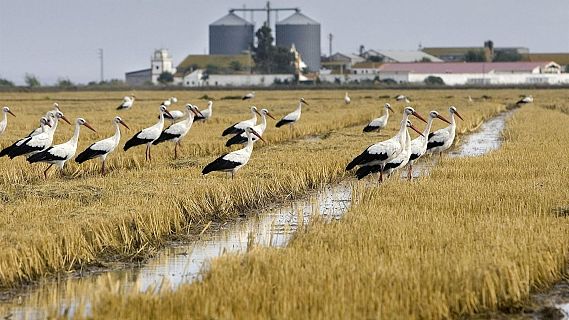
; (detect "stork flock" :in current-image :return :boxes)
[0,92,531,181]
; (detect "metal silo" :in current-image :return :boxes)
[209,13,254,55]
[276,12,321,72]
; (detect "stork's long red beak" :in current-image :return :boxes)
[410,124,424,137]
[266,112,276,120]
[46,121,52,128]
[84,122,97,133]
[7,110,15,117]
[455,111,464,121]
[119,120,130,130]
[254,109,263,117]
[164,110,173,118]
[412,111,428,124]
[251,129,266,143]
[437,114,451,124]
[61,116,72,124]
[387,105,394,113]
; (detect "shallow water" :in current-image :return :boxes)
[0,111,512,319]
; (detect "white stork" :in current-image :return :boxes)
[202,127,265,179]
[346,107,427,182]
[363,103,394,133]
[26,117,52,138]
[395,95,411,103]
[222,106,260,136]
[406,111,451,179]
[0,111,70,159]
[27,118,97,178]
[161,97,183,121]
[75,116,130,174]
[355,120,424,180]
[426,106,464,158]
[226,108,275,147]
[242,91,255,101]
[0,106,16,137]
[193,101,213,122]
[117,95,135,110]
[516,95,533,105]
[275,98,309,128]
[344,92,351,105]
[124,105,172,161]
[29,103,61,136]
[153,104,203,159]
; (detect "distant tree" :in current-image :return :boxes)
[157,71,174,84]
[424,76,445,85]
[492,51,522,62]
[229,60,242,71]
[464,50,485,62]
[205,64,219,74]
[57,77,74,87]
[420,57,432,62]
[253,24,294,74]
[0,78,14,87]
[24,73,41,87]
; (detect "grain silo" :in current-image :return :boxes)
[209,13,254,55]
[276,12,321,72]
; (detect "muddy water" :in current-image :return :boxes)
[0,112,513,319]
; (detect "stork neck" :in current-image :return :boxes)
[449,112,457,129]
[185,110,195,126]
[208,102,213,112]
[245,131,254,151]
[384,107,390,119]
[2,111,6,123]
[423,117,434,137]
[296,102,302,112]
[113,121,121,140]
[158,111,165,126]
[260,114,267,130]
[49,117,59,135]
[70,122,81,146]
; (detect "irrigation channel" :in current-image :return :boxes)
[1,111,516,319]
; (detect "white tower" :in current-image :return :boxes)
[151,49,176,84]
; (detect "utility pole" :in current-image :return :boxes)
[98,48,104,83]
[328,33,333,56]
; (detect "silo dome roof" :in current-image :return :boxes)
[276,12,319,25]
[210,12,253,26]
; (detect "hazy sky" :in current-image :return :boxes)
[1,0,568,84]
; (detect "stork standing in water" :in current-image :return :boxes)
[124,105,172,162]
[242,91,255,101]
[355,120,424,180]
[75,116,130,174]
[344,92,351,105]
[27,118,97,178]
[117,95,135,110]
[406,111,451,179]
[202,127,265,179]
[153,104,203,159]
[363,103,394,133]
[426,106,464,158]
[222,106,260,136]
[193,101,213,122]
[0,111,70,159]
[516,95,533,105]
[0,107,16,137]
[346,107,427,182]
[225,108,275,147]
[275,98,309,128]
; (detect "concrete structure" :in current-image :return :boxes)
[362,50,442,63]
[377,61,567,85]
[178,69,294,87]
[125,49,176,86]
[276,12,321,72]
[209,13,254,55]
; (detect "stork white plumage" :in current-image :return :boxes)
[30,103,61,136]
[0,111,71,159]
[202,127,265,179]
[75,116,130,174]
[193,101,213,122]
[275,98,309,128]
[346,107,427,182]
[225,108,275,147]
[406,111,451,179]
[222,106,260,136]
[27,118,97,178]
[363,103,394,133]
[117,95,135,110]
[0,106,16,137]
[344,92,351,105]
[153,104,203,159]
[426,106,464,158]
[356,120,424,180]
[516,95,533,105]
[395,95,410,103]
[27,117,51,137]
[162,110,185,122]
[124,105,172,161]
[242,91,255,101]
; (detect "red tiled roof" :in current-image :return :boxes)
[379,62,552,74]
